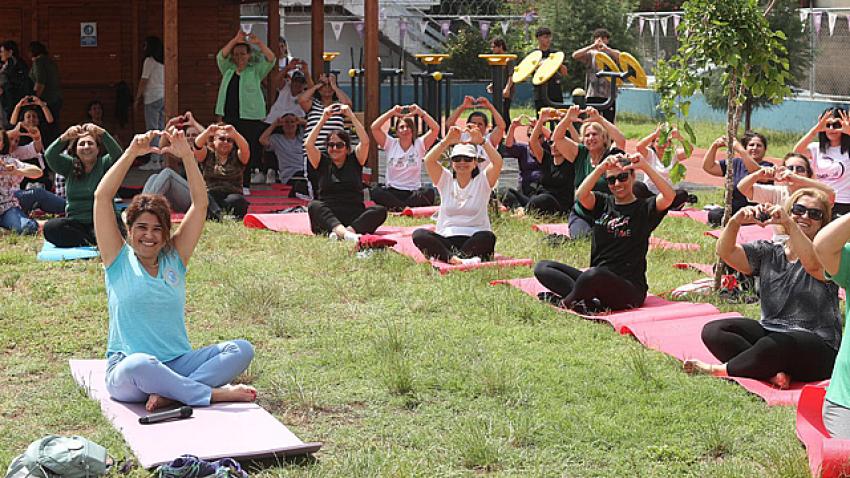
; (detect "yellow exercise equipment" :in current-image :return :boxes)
[594,52,622,86]
[415,53,450,66]
[618,52,647,88]
[511,50,543,83]
[479,54,518,66]
[532,51,565,86]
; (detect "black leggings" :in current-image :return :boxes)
[226,117,266,188]
[701,318,837,381]
[632,181,691,211]
[369,186,436,211]
[43,216,126,248]
[534,261,646,311]
[308,200,387,235]
[411,229,496,262]
[208,191,249,219]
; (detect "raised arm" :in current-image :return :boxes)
[223,124,250,165]
[259,119,279,148]
[44,126,83,176]
[770,204,825,280]
[328,74,353,108]
[219,30,246,66]
[629,153,675,211]
[794,111,830,157]
[446,96,474,131]
[780,170,836,203]
[247,33,276,63]
[165,129,209,266]
[94,131,158,266]
[371,105,400,150]
[577,157,614,211]
[716,206,757,275]
[305,107,331,169]
[735,138,760,173]
[636,125,661,158]
[553,106,581,161]
[584,107,625,150]
[815,209,850,276]
[3,158,42,179]
[505,118,521,149]
[737,167,774,200]
[342,105,369,165]
[297,82,322,112]
[193,124,219,163]
[478,97,506,147]
[469,127,502,188]
[9,97,26,125]
[413,105,440,149]
[702,136,726,177]
[424,126,462,185]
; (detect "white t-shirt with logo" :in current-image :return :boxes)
[141,57,165,104]
[808,142,850,203]
[435,167,492,237]
[384,136,425,190]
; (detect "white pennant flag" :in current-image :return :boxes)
[626,15,634,31]
[814,12,823,34]
[847,14,850,34]
[419,20,428,35]
[659,16,668,36]
[330,21,344,41]
[639,17,645,35]
[648,18,655,36]
[829,12,838,36]
[460,15,472,27]
[800,10,809,25]
[500,20,510,35]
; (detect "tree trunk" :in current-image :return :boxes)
[744,96,753,132]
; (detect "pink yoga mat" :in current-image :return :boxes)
[490,277,718,331]
[531,224,700,251]
[673,263,715,276]
[400,206,440,218]
[69,359,321,469]
[531,223,569,236]
[243,212,427,237]
[797,385,850,478]
[668,208,710,225]
[705,224,774,243]
[391,234,532,274]
[622,317,829,406]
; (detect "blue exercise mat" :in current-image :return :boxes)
[37,241,100,261]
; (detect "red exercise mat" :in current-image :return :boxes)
[532,224,700,251]
[668,208,710,225]
[243,212,426,237]
[391,234,532,274]
[705,224,774,243]
[797,385,850,478]
[673,263,715,276]
[400,206,440,217]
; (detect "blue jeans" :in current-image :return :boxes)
[105,340,254,406]
[0,206,37,234]
[15,188,67,214]
[144,98,165,162]
[143,168,191,212]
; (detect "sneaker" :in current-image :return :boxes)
[250,169,265,184]
[265,169,277,184]
[242,187,251,196]
[570,298,604,315]
[138,160,162,171]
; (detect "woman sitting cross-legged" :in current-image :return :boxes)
[305,104,387,240]
[686,189,840,389]
[534,152,675,314]
[94,128,256,412]
[411,125,503,265]
[193,123,251,219]
[369,104,440,211]
[0,128,43,234]
[43,123,124,247]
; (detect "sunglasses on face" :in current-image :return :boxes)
[451,155,476,163]
[791,203,825,221]
[827,121,843,130]
[327,141,346,149]
[605,172,631,185]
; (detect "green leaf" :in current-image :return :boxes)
[681,138,694,158]
[670,163,687,184]
[682,122,697,145]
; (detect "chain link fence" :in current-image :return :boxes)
[630,9,850,101]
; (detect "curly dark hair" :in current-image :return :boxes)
[67,132,105,179]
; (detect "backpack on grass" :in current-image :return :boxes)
[5,436,111,478]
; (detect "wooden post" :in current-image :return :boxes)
[267,0,281,102]
[163,0,179,118]
[131,0,140,130]
[364,0,379,183]
[311,0,324,83]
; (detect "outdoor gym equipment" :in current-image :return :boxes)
[479,53,518,117]
[347,47,403,112]
[412,54,453,127]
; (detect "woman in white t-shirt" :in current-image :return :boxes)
[738,153,835,206]
[794,107,850,217]
[411,125,503,265]
[633,124,695,210]
[369,104,440,211]
[135,36,165,170]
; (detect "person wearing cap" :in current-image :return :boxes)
[411,125,503,265]
[572,28,620,123]
[264,59,312,184]
[533,27,567,113]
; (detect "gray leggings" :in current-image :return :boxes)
[142,168,191,213]
[823,398,850,438]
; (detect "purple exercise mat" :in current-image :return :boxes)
[69,359,322,468]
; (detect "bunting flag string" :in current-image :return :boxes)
[648,18,655,36]
[479,21,490,40]
[828,12,837,36]
[659,16,668,36]
[354,21,364,40]
[330,21,344,41]
[419,19,429,35]
[673,14,680,35]
[639,17,645,35]
[440,20,451,37]
[500,20,510,35]
[626,15,634,32]
[814,11,823,35]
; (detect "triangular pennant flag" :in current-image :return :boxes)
[673,14,680,35]
[829,12,838,36]
[419,20,428,35]
[479,21,490,40]
[639,17,645,35]
[500,20,510,35]
[460,15,472,27]
[800,10,809,25]
[330,21,344,41]
[355,21,364,40]
[659,16,668,36]
[814,11,823,34]
[648,18,655,36]
[399,18,407,42]
[847,14,850,33]
[440,20,451,37]
[626,15,634,31]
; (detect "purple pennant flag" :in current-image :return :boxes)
[814,12,823,34]
[639,17,645,35]
[355,21,364,39]
[399,18,407,42]
[479,21,490,40]
[440,20,451,37]
[847,14,850,33]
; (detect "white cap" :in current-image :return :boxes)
[449,143,479,159]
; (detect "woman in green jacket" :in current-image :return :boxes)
[43,123,123,247]
[215,30,275,193]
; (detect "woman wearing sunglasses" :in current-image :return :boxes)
[368,104,440,211]
[193,123,251,218]
[686,189,839,390]
[737,153,834,206]
[795,108,850,217]
[411,125,503,264]
[534,152,674,313]
[305,104,387,240]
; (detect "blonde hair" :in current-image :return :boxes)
[784,188,832,227]
[579,122,611,150]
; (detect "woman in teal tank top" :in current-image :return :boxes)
[93,126,256,411]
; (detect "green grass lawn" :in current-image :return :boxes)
[0,184,814,477]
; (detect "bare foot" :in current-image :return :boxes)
[769,372,791,390]
[145,394,177,412]
[683,359,727,377]
[511,207,526,218]
[448,255,463,265]
[211,384,258,404]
